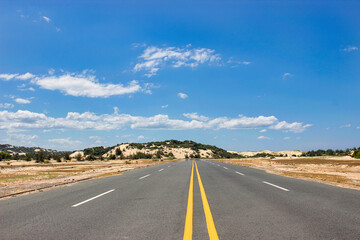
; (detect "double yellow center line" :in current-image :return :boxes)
[183,161,219,240]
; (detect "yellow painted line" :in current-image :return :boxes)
[195,161,219,240]
[183,161,194,240]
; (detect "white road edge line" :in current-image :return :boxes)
[72,189,115,207]
[263,181,289,191]
[139,174,151,179]
[235,171,244,176]
[223,167,228,170]
[158,168,164,172]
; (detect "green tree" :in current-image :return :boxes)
[35,150,45,163]
[115,148,122,156]
[75,153,83,161]
[25,153,32,161]
[0,152,11,161]
[53,153,61,162]
[86,154,96,161]
[353,150,360,159]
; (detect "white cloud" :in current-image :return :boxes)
[137,135,145,140]
[0,73,19,81]
[282,73,293,79]
[259,129,267,133]
[227,57,251,67]
[0,133,38,146]
[48,68,55,75]
[134,45,221,77]
[0,103,14,109]
[18,84,35,92]
[0,110,312,133]
[49,138,81,146]
[89,136,101,140]
[33,73,142,98]
[56,27,61,32]
[15,72,35,80]
[42,16,51,23]
[258,136,271,140]
[357,126,360,129]
[219,115,278,129]
[183,112,210,121]
[340,124,351,128]
[15,98,31,104]
[269,121,312,133]
[178,92,188,99]
[284,137,290,140]
[8,133,38,141]
[341,46,358,52]
[0,71,146,98]
[161,104,168,109]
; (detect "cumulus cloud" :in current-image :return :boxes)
[258,136,271,140]
[49,138,81,146]
[183,112,210,121]
[282,73,293,79]
[15,98,31,104]
[0,133,38,146]
[8,133,38,141]
[227,57,251,67]
[0,71,147,98]
[341,46,358,52]
[0,110,311,133]
[259,129,267,133]
[34,73,141,98]
[18,84,35,91]
[178,92,188,99]
[161,104,168,109]
[269,121,312,133]
[0,73,19,81]
[0,103,14,109]
[16,72,35,80]
[134,45,221,77]
[42,16,51,22]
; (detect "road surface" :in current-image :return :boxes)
[1,159,359,239]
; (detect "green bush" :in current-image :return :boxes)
[353,150,360,159]
[86,154,96,161]
[0,152,11,161]
[75,153,83,161]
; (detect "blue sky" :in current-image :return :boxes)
[0,0,359,151]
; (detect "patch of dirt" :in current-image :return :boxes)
[214,156,360,190]
[0,159,173,199]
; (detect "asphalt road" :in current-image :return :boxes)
[1,159,359,239]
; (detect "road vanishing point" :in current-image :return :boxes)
[1,159,360,239]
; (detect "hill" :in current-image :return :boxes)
[71,140,245,160]
[0,144,58,156]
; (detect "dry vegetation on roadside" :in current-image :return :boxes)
[0,159,173,198]
[214,156,360,190]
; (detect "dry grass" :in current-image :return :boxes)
[271,158,360,167]
[0,173,59,184]
[0,159,175,198]
[214,157,360,190]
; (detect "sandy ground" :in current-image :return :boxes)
[214,156,360,190]
[0,159,173,199]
